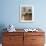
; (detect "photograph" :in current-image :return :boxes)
[20,5,34,22]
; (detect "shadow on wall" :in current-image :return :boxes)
[0,24,7,43]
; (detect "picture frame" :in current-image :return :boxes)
[20,5,34,22]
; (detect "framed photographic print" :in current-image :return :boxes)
[20,5,34,22]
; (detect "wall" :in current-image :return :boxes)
[0,0,46,43]
[0,0,46,29]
